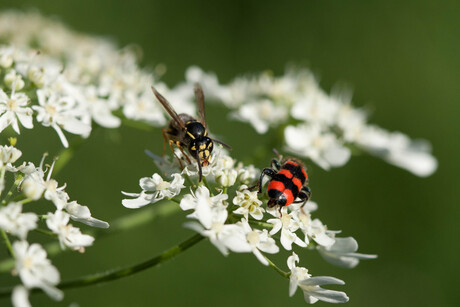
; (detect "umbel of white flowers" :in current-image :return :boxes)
[0,11,436,177]
[123,146,377,304]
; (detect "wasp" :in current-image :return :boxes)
[151,83,230,181]
[256,150,311,211]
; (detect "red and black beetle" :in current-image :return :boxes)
[257,151,311,209]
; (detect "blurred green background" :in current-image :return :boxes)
[0,0,459,306]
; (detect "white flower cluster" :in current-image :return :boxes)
[181,66,438,176]
[0,11,195,148]
[123,149,376,304]
[0,11,437,177]
[0,142,109,306]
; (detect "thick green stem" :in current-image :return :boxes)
[0,233,204,297]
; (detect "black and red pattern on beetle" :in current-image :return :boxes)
[257,154,311,209]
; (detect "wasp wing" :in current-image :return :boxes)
[194,83,207,130]
[151,86,186,129]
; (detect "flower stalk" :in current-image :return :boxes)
[0,233,204,298]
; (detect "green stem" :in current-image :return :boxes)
[265,255,290,279]
[184,173,195,188]
[247,218,274,230]
[0,166,6,199]
[0,233,204,297]
[0,230,14,258]
[1,173,23,206]
[33,228,57,238]
[0,200,182,273]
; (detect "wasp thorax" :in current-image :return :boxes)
[189,137,213,166]
[185,121,206,140]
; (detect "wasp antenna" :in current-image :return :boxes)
[213,138,232,150]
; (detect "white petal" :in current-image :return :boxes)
[329,237,358,253]
[280,229,295,250]
[40,284,64,301]
[287,252,299,270]
[51,124,69,148]
[180,194,197,211]
[301,276,345,286]
[0,112,13,133]
[313,232,335,247]
[303,288,349,304]
[16,112,33,129]
[386,149,438,177]
[323,144,351,167]
[62,118,92,135]
[220,226,251,253]
[289,275,299,297]
[70,216,109,229]
[183,221,205,234]
[303,293,319,304]
[12,286,30,307]
[122,197,151,209]
[268,219,282,235]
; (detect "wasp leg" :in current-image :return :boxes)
[161,128,169,156]
[167,140,184,169]
[176,141,192,165]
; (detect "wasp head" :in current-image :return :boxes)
[189,137,213,166]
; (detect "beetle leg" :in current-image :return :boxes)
[271,158,282,171]
[294,186,311,203]
[257,168,277,193]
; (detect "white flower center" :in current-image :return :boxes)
[247,231,260,245]
[137,101,146,111]
[45,104,57,116]
[23,256,34,269]
[7,98,17,111]
[156,181,170,191]
[44,179,58,193]
[281,213,291,228]
[211,222,224,233]
[60,224,71,235]
[313,136,323,149]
